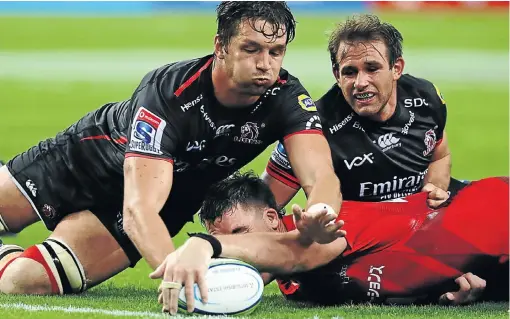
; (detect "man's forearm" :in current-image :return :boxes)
[302,170,342,212]
[123,207,175,269]
[425,154,451,190]
[214,230,345,274]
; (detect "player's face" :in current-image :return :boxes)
[335,40,403,118]
[205,204,279,235]
[218,19,287,96]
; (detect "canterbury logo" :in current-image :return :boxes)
[25,179,37,197]
[377,133,400,148]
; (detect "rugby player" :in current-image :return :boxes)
[0,2,341,308]
[263,15,458,242]
[152,172,508,312]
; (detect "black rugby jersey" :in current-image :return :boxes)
[81,54,322,197]
[266,74,447,201]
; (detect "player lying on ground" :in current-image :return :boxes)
[0,2,342,308]
[264,15,456,244]
[150,172,508,313]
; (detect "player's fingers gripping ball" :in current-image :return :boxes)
[177,258,264,316]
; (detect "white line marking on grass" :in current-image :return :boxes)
[0,302,245,319]
[0,49,507,84]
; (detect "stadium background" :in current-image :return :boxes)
[0,1,508,318]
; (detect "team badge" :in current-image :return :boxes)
[297,94,317,112]
[423,129,437,156]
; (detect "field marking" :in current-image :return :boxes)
[0,302,244,319]
[0,49,507,84]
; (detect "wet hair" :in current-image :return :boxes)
[328,14,403,70]
[216,1,296,49]
[199,171,279,225]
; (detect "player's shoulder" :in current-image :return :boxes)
[398,74,446,107]
[316,84,350,118]
[137,55,212,94]
[270,68,317,112]
[132,55,213,114]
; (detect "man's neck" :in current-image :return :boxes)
[211,58,260,108]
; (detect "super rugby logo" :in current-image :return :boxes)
[129,107,166,155]
[234,122,263,145]
[423,129,437,156]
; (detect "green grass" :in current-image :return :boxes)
[0,12,507,51]
[0,11,508,319]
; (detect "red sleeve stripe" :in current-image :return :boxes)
[266,165,300,190]
[80,135,128,145]
[283,129,323,141]
[125,153,174,164]
[174,57,214,97]
[267,161,300,184]
[436,138,443,147]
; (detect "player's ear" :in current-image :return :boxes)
[332,63,340,80]
[392,57,405,80]
[214,35,226,59]
[263,208,280,230]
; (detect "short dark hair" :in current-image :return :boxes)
[328,14,403,70]
[216,1,296,49]
[199,171,279,225]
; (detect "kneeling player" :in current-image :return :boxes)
[152,172,508,312]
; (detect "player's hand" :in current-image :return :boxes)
[422,183,449,208]
[439,273,486,305]
[292,203,346,245]
[149,238,213,315]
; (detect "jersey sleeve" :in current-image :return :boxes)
[430,83,447,143]
[125,71,183,163]
[265,142,301,189]
[278,84,324,140]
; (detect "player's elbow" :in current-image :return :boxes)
[122,200,149,238]
[302,167,340,195]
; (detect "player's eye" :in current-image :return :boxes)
[270,50,283,57]
[232,227,247,234]
[243,48,257,54]
[342,69,356,76]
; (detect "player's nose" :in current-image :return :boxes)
[354,72,370,90]
[256,52,271,72]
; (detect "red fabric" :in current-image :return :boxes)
[0,246,60,294]
[279,177,509,299]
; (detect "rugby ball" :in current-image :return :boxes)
[178,258,264,315]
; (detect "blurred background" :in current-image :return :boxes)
[0,1,508,245]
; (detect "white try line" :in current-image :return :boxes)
[0,302,244,319]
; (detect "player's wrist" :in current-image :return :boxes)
[187,233,222,258]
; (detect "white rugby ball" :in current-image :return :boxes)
[178,258,264,315]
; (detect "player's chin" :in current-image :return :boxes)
[351,104,381,117]
[245,85,271,96]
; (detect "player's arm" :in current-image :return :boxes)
[284,133,341,215]
[424,131,451,192]
[123,157,175,269]
[422,83,451,208]
[278,93,343,244]
[215,230,347,274]
[262,142,300,208]
[152,230,347,279]
[122,72,184,269]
